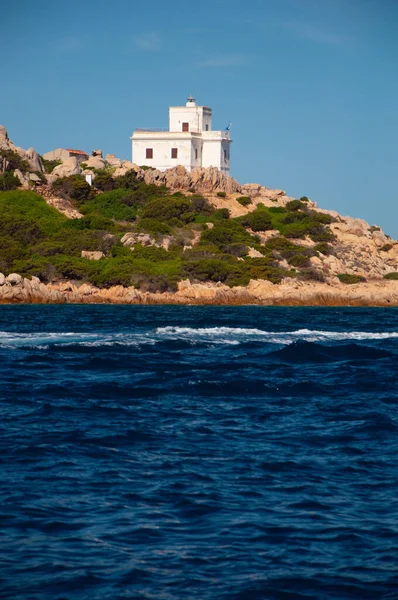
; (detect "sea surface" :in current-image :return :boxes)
[0,305,397,600]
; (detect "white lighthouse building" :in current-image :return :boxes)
[131,96,231,175]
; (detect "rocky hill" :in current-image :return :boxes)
[1,125,398,305]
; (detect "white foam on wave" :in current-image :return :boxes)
[0,331,154,349]
[156,326,398,345]
[1,327,398,349]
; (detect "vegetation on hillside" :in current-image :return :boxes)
[0,170,336,291]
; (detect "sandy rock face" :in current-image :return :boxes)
[85,156,106,171]
[81,251,105,260]
[50,157,81,180]
[0,125,43,173]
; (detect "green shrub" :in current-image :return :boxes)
[191,195,212,214]
[337,273,364,284]
[216,191,226,198]
[381,244,393,252]
[79,188,137,221]
[300,196,309,202]
[223,243,248,257]
[298,268,325,282]
[40,156,62,174]
[213,208,230,220]
[288,254,311,268]
[92,171,115,192]
[309,227,335,242]
[0,149,30,172]
[52,175,92,204]
[201,220,253,247]
[313,242,331,255]
[286,199,306,211]
[141,196,194,223]
[240,208,273,232]
[137,218,172,235]
[236,196,251,206]
[0,172,20,191]
[383,272,398,280]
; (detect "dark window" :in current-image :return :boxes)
[224,149,227,160]
[171,148,178,159]
[182,122,189,132]
[146,148,153,159]
[205,124,209,131]
[195,149,198,160]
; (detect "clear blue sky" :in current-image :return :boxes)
[2,0,398,235]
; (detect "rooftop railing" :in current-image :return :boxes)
[135,127,169,132]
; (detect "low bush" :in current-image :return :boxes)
[52,175,92,204]
[313,242,332,255]
[216,191,226,198]
[337,273,365,284]
[40,156,62,174]
[285,199,306,211]
[201,219,253,247]
[213,208,230,220]
[137,218,172,235]
[0,149,30,172]
[0,172,20,191]
[380,244,393,252]
[236,196,251,206]
[288,254,311,268]
[141,196,194,223]
[383,272,398,280]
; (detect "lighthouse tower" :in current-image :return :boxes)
[131,96,232,174]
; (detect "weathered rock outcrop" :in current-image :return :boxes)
[50,156,81,180]
[2,273,398,306]
[0,125,43,175]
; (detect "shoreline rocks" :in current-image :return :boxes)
[2,272,398,306]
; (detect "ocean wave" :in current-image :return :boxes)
[1,326,398,349]
[156,326,398,344]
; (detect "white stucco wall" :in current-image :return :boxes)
[132,134,193,171]
[169,106,212,133]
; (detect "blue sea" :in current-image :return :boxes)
[1,305,398,600]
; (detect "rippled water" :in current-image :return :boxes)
[1,305,397,600]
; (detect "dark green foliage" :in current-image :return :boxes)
[40,156,61,174]
[369,225,380,233]
[93,171,115,191]
[216,191,226,198]
[299,196,309,202]
[52,175,92,204]
[381,244,393,252]
[240,208,272,232]
[384,272,398,280]
[286,200,306,211]
[337,273,365,284]
[288,254,311,268]
[223,243,248,257]
[236,196,251,206]
[308,227,335,242]
[190,195,213,214]
[201,220,253,247]
[138,219,172,235]
[0,172,20,191]
[137,219,172,235]
[0,149,30,172]
[298,268,325,282]
[213,208,230,220]
[313,242,332,255]
[79,188,137,221]
[141,196,194,223]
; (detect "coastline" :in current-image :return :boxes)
[2,275,398,307]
